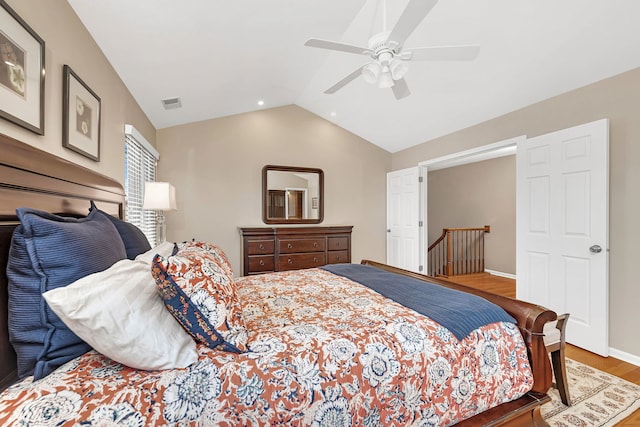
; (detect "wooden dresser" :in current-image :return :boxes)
[240,226,353,276]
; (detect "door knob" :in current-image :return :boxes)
[589,245,602,253]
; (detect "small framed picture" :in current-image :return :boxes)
[63,65,101,161]
[0,0,45,135]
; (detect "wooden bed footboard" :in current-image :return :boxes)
[361,260,555,426]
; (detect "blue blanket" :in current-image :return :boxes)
[321,264,515,340]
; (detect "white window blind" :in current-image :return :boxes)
[124,125,159,246]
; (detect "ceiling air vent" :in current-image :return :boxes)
[161,97,182,110]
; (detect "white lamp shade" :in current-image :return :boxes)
[377,70,394,88]
[389,58,408,80]
[143,182,177,211]
[362,62,380,85]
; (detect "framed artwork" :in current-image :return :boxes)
[0,0,45,135]
[63,65,101,161]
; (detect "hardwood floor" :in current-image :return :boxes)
[447,272,640,425]
[447,273,516,298]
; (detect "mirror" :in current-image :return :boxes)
[262,165,324,224]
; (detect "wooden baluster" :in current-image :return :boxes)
[473,229,477,273]
[474,229,477,273]
[465,230,469,274]
[456,231,461,275]
[446,231,452,276]
[458,231,461,275]
[481,230,485,272]
[456,231,460,275]
[477,229,481,273]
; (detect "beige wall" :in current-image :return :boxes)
[428,155,515,274]
[393,67,640,359]
[156,105,391,276]
[0,0,155,184]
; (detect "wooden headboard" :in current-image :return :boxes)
[0,132,125,390]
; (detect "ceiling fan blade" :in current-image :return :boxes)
[392,78,410,100]
[405,44,480,61]
[324,67,365,94]
[387,0,438,48]
[305,38,371,55]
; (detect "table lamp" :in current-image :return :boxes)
[143,182,177,243]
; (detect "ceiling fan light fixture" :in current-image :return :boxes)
[390,58,408,80]
[362,63,380,85]
[378,70,394,88]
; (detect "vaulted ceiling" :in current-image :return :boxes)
[67,0,640,153]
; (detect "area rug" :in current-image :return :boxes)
[541,358,640,426]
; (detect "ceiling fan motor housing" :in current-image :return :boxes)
[368,31,398,61]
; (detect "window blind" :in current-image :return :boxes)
[124,125,159,246]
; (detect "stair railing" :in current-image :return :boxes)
[427,225,491,277]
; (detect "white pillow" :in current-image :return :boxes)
[135,241,176,264]
[43,257,197,370]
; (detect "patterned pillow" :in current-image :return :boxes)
[151,246,247,353]
[177,240,234,278]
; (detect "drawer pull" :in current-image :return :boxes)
[313,242,318,247]
[313,257,318,262]
[336,255,341,261]
[287,259,292,264]
[259,260,264,266]
[259,244,264,250]
[287,243,293,249]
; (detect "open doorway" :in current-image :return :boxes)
[418,136,523,277]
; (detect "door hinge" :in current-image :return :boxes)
[418,176,423,183]
[419,265,424,272]
[419,221,423,227]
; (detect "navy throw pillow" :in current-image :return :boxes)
[90,201,151,259]
[7,207,127,379]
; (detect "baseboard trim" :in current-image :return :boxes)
[609,347,640,367]
[484,269,516,280]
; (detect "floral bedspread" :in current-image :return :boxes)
[0,268,533,426]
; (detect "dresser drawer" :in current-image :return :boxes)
[279,238,325,254]
[248,255,275,273]
[247,239,275,255]
[278,252,325,271]
[327,250,349,264]
[328,236,349,251]
[241,226,352,275]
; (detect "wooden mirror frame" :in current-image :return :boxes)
[262,165,324,224]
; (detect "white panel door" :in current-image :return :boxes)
[387,167,420,272]
[516,119,609,356]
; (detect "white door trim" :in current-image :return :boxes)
[418,135,526,274]
[418,136,523,170]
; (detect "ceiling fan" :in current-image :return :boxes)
[304,0,480,100]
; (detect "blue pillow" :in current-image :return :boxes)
[90,201,151,259]
[7,207,127,380]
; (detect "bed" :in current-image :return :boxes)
[0,132,555,426]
